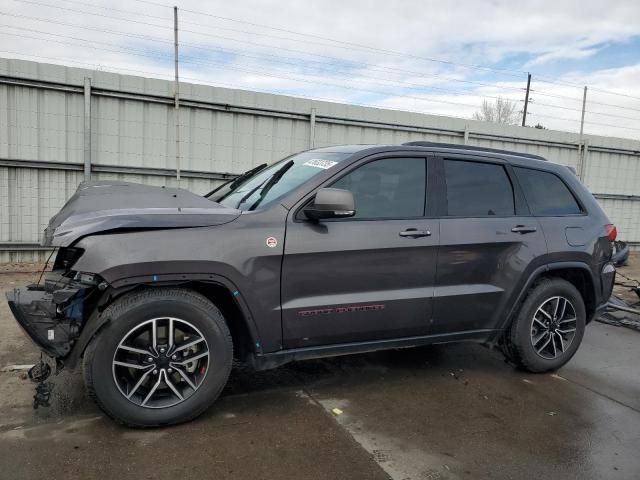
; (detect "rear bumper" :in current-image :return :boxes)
[600,262,616,302]
[5,281,87,358]
[590,302,609,323]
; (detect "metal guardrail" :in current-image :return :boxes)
[0,243,52,251]
[0,158,238,181]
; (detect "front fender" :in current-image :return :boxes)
[71,210,287,355]
[64,274,261,370]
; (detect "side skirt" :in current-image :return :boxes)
[248,329,498,371]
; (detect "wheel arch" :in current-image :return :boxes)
[500,261,597,333]
[66,276,261,370]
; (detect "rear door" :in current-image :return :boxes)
[431,154,547,335]
[281,154,439,348]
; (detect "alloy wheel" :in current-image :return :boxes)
[112,317,209,408]
[530,296,577,360]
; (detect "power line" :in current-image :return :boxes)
[0,49,480,120]
[110,0,640,103]
[10,0,640,106]
[528,112,640,132]
[0,30,486,111]
[534,76,640,103]
[0,11,529,97]
[0,26,524,104]
[4,28,640,133]
[1,11,170,45]
[533,88,640,113]
[49,0,529,79]
[530,100,640,122]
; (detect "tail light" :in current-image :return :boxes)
[605,224,617,242]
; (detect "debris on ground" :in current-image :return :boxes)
[1,364,35,372]
[332,408,343,416]
[598,269,640,331]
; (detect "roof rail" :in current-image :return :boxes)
[402,141,547,161]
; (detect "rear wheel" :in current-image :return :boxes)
[83,288,232,427]
[504,278,585,373]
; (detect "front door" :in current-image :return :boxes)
[281,156,439,348]
[431,155,547,335]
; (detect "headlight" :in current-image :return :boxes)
[73,271,99,285]
[52,247,84,270]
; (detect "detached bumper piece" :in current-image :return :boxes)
[28,359,53,409]
[5,271,95,358]
[598,292,640,332]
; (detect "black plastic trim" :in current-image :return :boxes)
[250,328,495,370]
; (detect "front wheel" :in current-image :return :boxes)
[83,288,233,427]
[504,278,586,373]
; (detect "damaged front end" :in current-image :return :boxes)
[5,248,105,361]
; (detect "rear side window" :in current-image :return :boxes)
[332,157,426,219]
[514,167,582,216]
[444,159,514,216]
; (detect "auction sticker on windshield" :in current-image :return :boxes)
[303,159,338,169]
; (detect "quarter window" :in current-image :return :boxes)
[444,159,515,216]
[331,157,426,219]
[514,167,582,215]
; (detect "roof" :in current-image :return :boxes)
[308,144,382,154]
[309,142,548,162]
[402,142,547,161]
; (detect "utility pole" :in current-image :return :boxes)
[83,77,92,181]
[578,86,588,179]
[174,6,181,185]
[521,73,531,127]
[579,86,588,139]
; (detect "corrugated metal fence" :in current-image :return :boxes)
[1,58,640,262]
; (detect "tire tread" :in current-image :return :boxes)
[82,287,233,428]
[504,277,585,373]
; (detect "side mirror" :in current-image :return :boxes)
[304,188,355,221]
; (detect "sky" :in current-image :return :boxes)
[2,0,640,140]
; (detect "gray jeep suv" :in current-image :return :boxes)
[6,142,616,426]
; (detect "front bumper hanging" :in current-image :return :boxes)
[5,271,96,359]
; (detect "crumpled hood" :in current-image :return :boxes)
[43,180,241,247]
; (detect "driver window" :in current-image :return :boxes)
[331,157,426,219]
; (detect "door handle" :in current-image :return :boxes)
[511,225,537,234]
[399,228,432,238]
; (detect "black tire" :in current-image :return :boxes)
[83,288,233,427]
[505,278,586,373]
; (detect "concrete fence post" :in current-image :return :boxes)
[309,108,317,148]
[463,125,470,145]
[581,138,590,183]
[83,77,91,181]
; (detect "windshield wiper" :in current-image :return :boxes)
[248,160,294,211]
[204,163,268,199]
